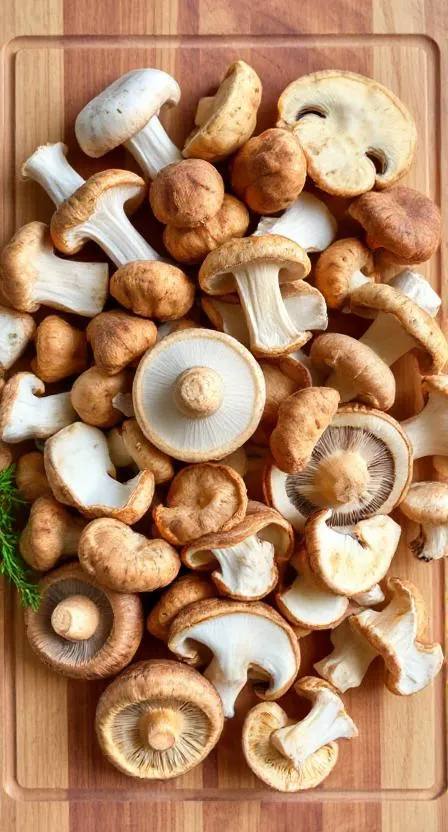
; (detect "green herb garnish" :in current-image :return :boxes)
[0,465,40,610]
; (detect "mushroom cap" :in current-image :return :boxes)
[109,419,174,484]
[310,333,396,411]
[51,170,146,254]
[269,387,340,474]
[277,70,416,196]
[19,495,85,571]
[400,481,448,524]
[349,283,448,374]
[71,366,131,428]
[32,316,88,382]
[314,238,375,310]
[183,60,262,161]
[276,548,349,630]
[133,328,265,463]
[78,518,180,592]
[153,462,247,546]
[147,574,217,642]
[230,128,306,214]
[75,69,181,157]
[348,187,441,265]
[0,439,12,471]
[25,562,143,678]
[254,362,302,444]
[15,451,51,501]
[0,221,50,312]
[265,404,413,531]
[86,311,157,375]
[44,422,155,524]
[163,195,249,265]
[149,159,224,228]
[110,260,195,319]
[199,235,311,296]
[95,659,224,779]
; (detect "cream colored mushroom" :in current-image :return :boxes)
[276,549,349,630]
[401,376,448,460]
[252,191,337,253]
[0,373,76,443]
[314,620,379,693]
[21,142,84,205]
[19,496,86,571]
[400,481,448,561]
[0,305,35,374]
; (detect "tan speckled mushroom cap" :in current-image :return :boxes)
[20,495,86,572]
[0,222,54,311]
[86,311,157,375]
[15,451,50,502]
[146,574,217,642]
[149,159,224,228]
[401,481,448,525]
[110,260,195,319]
[269,387,340,474]
[32,316,88,383]
[163,194,249,265]
[314,238,376,310]
[71,367,131,428]
[108,419,174,485]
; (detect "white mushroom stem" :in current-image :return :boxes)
[32,246,108,317]
[211,536,275,598]
[0,375,76,443]
[139,708,183,751]
[314,621,378,693]
[401,390,448,459]
[22,143,85,206]
[324,371,362,403]
[352,584,385,606]
[234,265,303,353]
[0,306,34,372]
[173,367,224,418]
[51,595,100,641]
[125,115,182,179]
[111,393,135,418]
[271,686,357,767]
[411,524,448,561]
[253,192,337,253]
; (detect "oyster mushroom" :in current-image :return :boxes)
[231,128,306,214]
[25,562,144,678]
[276,549,350,630]
[95,659,224,779]
[163,194,249,265]
[75,69,182,178]
[110,260,195,320]
[15,451,50,501]
[147,574,217,642]
[199,236,311,356]
[19,495,86,571]
[86,311,157,375]
[149,158,224,228]
[252,191,337,253]
[269,387,340,474]
[0,373,76,443]
[168,598,300,718]
[314,238,375,310]
[44,422,155,523]
[265,404,413,532]
[133,328,265,463]
[78,518,180,592]
[277,70,416,196]
[0,305,35,374]
[401,376,448,460]
[71,367,131,428]
[107,419,174,485]
[32,316,88,382]
[242,676,357,792]
[153,462,247,546]
[181,502,294,600]
[400,482,448,562]
[183,60,262,161]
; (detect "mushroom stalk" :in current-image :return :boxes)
[139,708,183,751]
[233,265,303,353]
[410,524,448,561]
[271,688,357,767]
[324,371,363,403]
[125,115,182,179]
[22,143,85,206]
[253,193,337,253]
[51,595,100,641]
[352,584,385,606]
[401,397,448,459]
[32,246,108,317]
[203,650,248,718]
[211,536,275,598]
[314,622,378,692]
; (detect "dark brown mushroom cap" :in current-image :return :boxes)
[146,574,217,641]
[348,187,441,265]
[110,260,195,319]
[149,159,225,228]
[25,562,144,679]
[163,195,249,265]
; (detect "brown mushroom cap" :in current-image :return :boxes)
[25,562,143,678]
[153,463,248,546]
[95,659,224,779]
[400,481,448,524]
[270,387,340,474]
[149,159,224,228]
[314,238,376,310]
[183,60,262,162]
[310,333,396,411]
[231,128,306,214]
[31,315,88,382]
[109,419,174,484]
[348,187,441,265]
[19,495,86,571]
[15,451,51,501]
[349,283,448,374]
[110,260,195,320]
[71,367,130,427]
[0,440,13,471]
[146,574,217,642]
[86,311,157,375]
[163,195,250,265]
[0,222,50,311]
[257,361,302,441]
[78,518,180,592]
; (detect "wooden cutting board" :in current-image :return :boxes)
[1,0,447,830]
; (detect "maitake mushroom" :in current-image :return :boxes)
[0,372,76,443]
[86,311,157,375]
[400,482,448,561]
[277,70,416,196]
[243,676,357,792]
[15,451,50,501]
[147,574,217,642]
[95,659,224,779]
[32,316,88,382]
[19,495,86,571]
[163,194,249,265]
[168,598,300,718]
[107,419,174,485]
[314,238,375,310]
[25,562,144,678]
[0,305,35,375]
[110,260,195,320]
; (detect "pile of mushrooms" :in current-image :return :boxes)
[0,61,445,792]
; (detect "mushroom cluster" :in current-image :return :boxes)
[0,61,445,793]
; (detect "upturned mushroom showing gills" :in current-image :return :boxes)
[168,598,300,718]
[266,403,412,531]
[32,316,88,383]
[400,482,448,561]
[133,328,265,463]
[276,549,350,630]
[20,495,86,572]
[147,574,217,642]
[107,419,174,485]
[75,69,182,179]
[0,372,76,443]
[314,238,375,310]
[0,222,108,317]
[25,562,144,678]
[243,676,357,792]
[44,422,155,524]
[0,305,35,374]
[183,60,262,162]
[181,502,294,600]
[401,376,448,460]
[95,660,224,779]
[78,518,181,593]
[21,142,84,206]
[199,236,311,356]
[277,70,416,196]
[110,260,195,320]
[252,191,337,253]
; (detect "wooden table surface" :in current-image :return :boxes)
[1,0,447,829]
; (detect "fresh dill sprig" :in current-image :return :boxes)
[0,465,40,610]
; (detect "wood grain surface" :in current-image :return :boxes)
[0,0,447,830]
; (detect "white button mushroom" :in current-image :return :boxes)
[0,373,76,443]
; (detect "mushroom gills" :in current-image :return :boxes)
[209,535,276,598]
[125,115,182,179]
